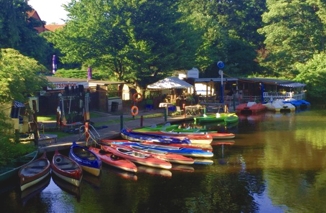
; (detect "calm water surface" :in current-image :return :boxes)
[1,109,326,213]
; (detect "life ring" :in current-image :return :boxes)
[132,93,143,102]
[131,106,139,116]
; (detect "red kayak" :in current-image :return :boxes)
[88,147,137,173]
[111,143,195,165]
[101,145,172,170]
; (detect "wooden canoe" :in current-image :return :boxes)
[51,149,83,187]
[18,152,51,191]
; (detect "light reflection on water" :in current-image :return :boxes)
[1,109,326,212]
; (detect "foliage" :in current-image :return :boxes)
[48,0,201,88]
[0,48,48,104]
[0,0,54,66]
[294,53,326,103]
[258,0,325,78]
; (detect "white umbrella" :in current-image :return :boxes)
[147,77,193,90]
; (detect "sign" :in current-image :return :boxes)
[187,67,199,79]
[217,61,224,69]
[47,82,88,90]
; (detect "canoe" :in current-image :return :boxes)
[112,143,195,165]
[51,149,83,187]
[121,128,191,144]
[69,141,102,177]
[101,145,172,170]
[0,150,38,183]
[18,152,51,191]
[88,147,138,173]
[101,140,214,158]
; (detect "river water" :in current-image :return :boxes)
[1,109,326,213]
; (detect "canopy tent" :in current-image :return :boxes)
[147,77,193,90]
[279,82,306,88]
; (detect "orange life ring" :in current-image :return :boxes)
[132,93,143,102]
[131,106,139,116]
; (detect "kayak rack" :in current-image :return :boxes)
[78,124,101,146]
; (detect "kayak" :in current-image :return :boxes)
[101,145,172,170]
[88,147,137,173]
[112,143,195,165]
[121,128,191,144]
[138,131,213,144]
[101,140,214,158]
[194,113,239,124]
[159,130,235,140]
[134,123,179,132]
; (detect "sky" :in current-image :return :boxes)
[28,0,69,24]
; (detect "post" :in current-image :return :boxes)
[164,107,167,122]
[217,61,225,105]
[120,114,124,130]
[140,115,143,127]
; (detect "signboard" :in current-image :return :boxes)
[217,61,224,69]
[47,82,88,90]
[187,67,199,79]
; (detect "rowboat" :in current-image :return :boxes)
[69,142,102,177]
[121,128,191,144]
[112,143,195,165]
[51,149,83,187]
[88,146,138,173]
[101,140,214,158]
[101,145,172,170]
[0,150,38,183]
[18,152,51,191]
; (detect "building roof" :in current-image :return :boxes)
[45,24,65,32]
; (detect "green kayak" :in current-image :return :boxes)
[194,113,239,124]
[133,123,179,132]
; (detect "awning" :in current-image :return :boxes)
[279,83,306,88]
[147,77,193,90]
[14,101,25,108]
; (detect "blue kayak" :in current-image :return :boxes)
[102,141,214,158]
[121,128,191,144]
[69,141,102,177]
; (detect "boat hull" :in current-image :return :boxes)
[69,142,102,177]
[89,147,137,173]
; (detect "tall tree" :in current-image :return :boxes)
[48,0,201,88]
[258,0,325,78]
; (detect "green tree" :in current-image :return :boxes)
[48,0,201,88]
[294,53,326,103]
[258,0,325,78]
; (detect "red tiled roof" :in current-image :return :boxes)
[45,25,65,32]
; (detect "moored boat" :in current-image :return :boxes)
[263,99,295,112]
[88,146,137,173]
[236,102,267,114]
[121,128,191,144]
[51,149,83,187]
[0,150,38,184]
[18,152,51,191]
[101,145,172,170]
[101,140,214,158]
[69,142,102,177]
[112,143,195,165]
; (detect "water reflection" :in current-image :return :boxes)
[1,110,326,212]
